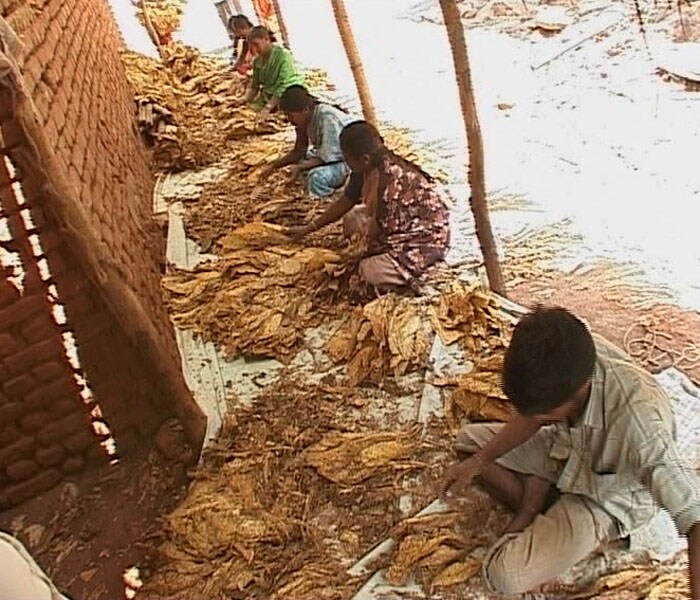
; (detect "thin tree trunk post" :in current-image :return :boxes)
[270,0,291,48]
[439,0,505,296]
[135,0,163,57]
[330,0,378,126]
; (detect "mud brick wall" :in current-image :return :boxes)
[0,155,101,509]
[0,0,193,507]
[0,271,98,509]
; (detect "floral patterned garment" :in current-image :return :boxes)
[346,153,450,280]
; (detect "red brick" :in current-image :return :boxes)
[0,295,45,330]
[0,437,35,469]
[32,361,71,383]
[0,426,22,446]
[43,117,59,146]
[6,459,40,482]
[49,397,82,417]
[2,374,37,399]
[20,411,53,433]
[60,455,85,475]
[0,280,21,308]
[35,444,66,468]
[20,313,60,344]
[61,427,97,453]
[0,469,62,509]
[0,402,24,424]
[34,90,51,123]
[4,339,65,376]
[23,377,79,409]
[37,412,91,445]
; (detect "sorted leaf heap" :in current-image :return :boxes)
[327,281,513,388]
[327,294,432,386]
[430,281,512,357]
[142,379,440,600]
[122,45,284,171]
[163,222,354,362]
[428,282,515,428]
[304,426,423,485]
[434,356,513,431]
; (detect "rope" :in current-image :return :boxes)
[624,320,700,374]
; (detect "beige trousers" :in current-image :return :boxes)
[457,423,620,596]
[342,206,407,287]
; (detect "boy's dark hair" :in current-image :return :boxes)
[280,85,315,112]
[502,307,596,415]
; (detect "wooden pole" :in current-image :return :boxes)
[330,0,378,126]
[438,0,505,296]
[270,0,291,48]
[133,0,162,55]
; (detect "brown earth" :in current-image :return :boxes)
[0,444,188,600]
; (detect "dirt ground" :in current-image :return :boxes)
[0,444,188,600]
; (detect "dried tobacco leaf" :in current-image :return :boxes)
[391,512,465,539]
[430,282,512,357]
[136,0,186,38]
[327,311,363,363]
[220,221,289,251]
[452,389,512,422]
[387,534,458,586]
[417,545,465,569]
[329,295,430,385]
[271,561,355,600]
[476,352,505,372]
[646,573,689,600]
[163,235,350,362]
[434,371,506,399]
[304,429,420,485]
[430,557,482,591]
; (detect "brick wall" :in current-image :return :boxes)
[0,0,197,507]
[0,156,101,509]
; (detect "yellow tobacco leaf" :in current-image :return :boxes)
[430,557,482,591]
[388,534,456,586]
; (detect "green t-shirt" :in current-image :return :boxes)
[251,45,304,110]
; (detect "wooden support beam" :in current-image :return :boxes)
[330,0,378,126]
[270,0,291,48]
[439,0,506,296]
